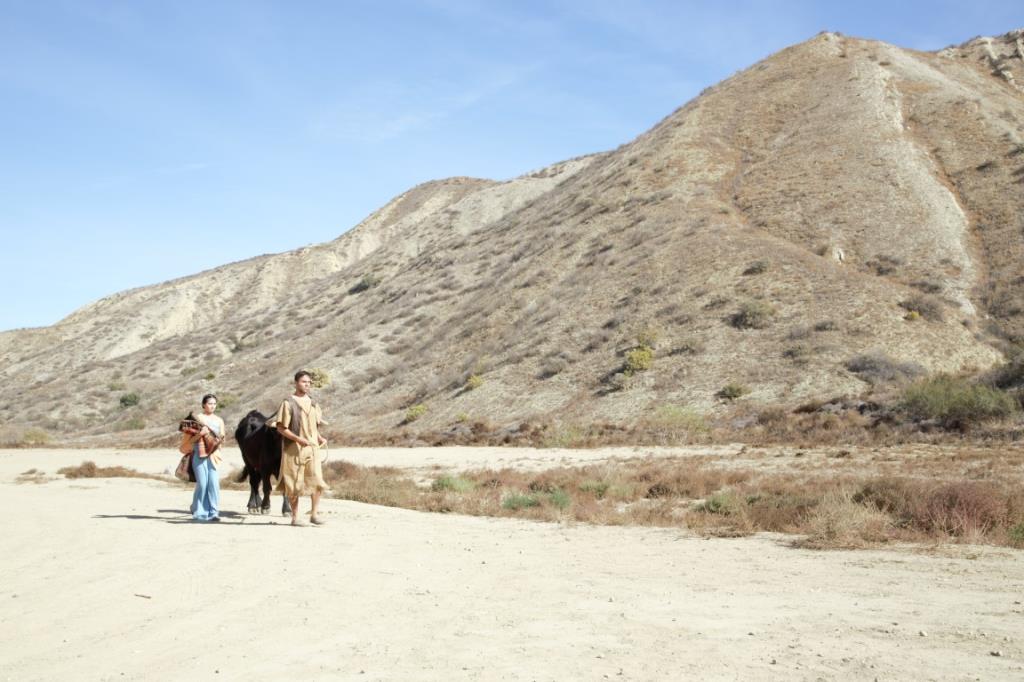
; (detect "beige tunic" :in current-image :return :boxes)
[273,395,329,496]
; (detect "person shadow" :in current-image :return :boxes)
[93,509,245,524]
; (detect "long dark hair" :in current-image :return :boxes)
[201,394,217,407]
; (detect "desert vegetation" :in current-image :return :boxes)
[318,457,1024,550]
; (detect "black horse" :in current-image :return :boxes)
[235,410,292,516]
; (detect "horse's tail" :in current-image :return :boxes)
[235,463,252,484]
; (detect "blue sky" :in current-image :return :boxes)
[2,1,1022,331]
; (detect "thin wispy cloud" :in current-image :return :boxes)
[309,65,540,143]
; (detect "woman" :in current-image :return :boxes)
[189,394,225,522]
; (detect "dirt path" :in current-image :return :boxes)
[1,448,1022,681]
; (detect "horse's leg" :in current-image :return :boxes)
[247,469,261,514]
[261,472,272,514]
[281,488,292,516]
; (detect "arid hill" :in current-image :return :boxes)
[2,29,1023,445]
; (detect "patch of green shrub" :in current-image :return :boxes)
[580,480,610,498]
[502,493,540,510]
[431,476,475,493]
[405,404,427,423]
[624,346,654,375]
[647,405,709,434]
[1010,523,1024,548]
[547,489,571,510]
[901,374,1019,429]
[204,372,216,381]
[119,393,140,408]
[465,374,483,390]
[699,490,743,515]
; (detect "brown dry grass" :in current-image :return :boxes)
[321,456,1024,550]
[57,461,171,483]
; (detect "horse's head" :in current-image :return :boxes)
[235,410,267,443]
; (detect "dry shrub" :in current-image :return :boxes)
[322,460,419,508]
[57,461,165,482]
[798,490,893,549]
[900,294,945,322]
[743,488,821,532]
[633,459,750,499]
[854,477,1022,538]
[316,458,1024,549]
[730,301,775,329]
[846,352,925,384]
[921,482,1011,536]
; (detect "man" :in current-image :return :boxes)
[272,370,329,527]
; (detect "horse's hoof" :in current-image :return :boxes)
[247,508,258,515]
[260,508,270,515]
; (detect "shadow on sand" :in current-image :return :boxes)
[92,509,248,524]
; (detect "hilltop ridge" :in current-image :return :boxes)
[2,29,1022,445]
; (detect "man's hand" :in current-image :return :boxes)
[295,436,311,447]
[318,436,327,447]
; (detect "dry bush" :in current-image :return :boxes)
[854,477,1023,539]
[322,460,418,508]
[313,455,1024,549]
[717,383,749,401]
[730,301,775,329]
[846,352,925,384]
[742,260,770,276]
[797,489,894,549]
[58,461,166,482]
[899,294,945,322]
[865,254,903,276]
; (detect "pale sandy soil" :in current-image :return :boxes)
[1,447,1023,681]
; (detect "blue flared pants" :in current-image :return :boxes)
[191,451,220,521]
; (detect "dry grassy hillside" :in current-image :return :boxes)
[2,30,1023,446]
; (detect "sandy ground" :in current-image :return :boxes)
[2,448,1023,681]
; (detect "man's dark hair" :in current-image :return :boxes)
[294,370,312,382]
[201,394,217,406]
